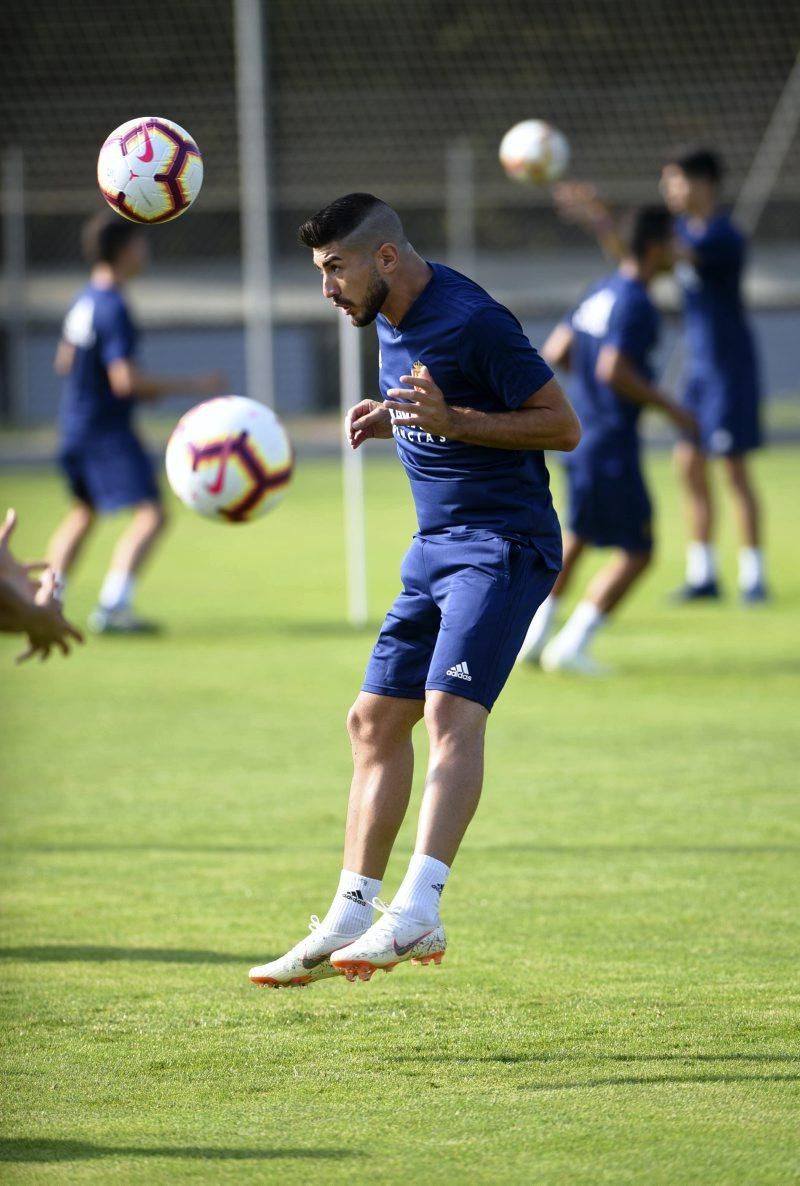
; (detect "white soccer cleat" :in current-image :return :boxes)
[249,916,359,988]
[330,899,446,982]
[89,606,160,635]
[540,641,608,676]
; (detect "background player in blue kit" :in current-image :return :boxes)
[47,213,224,633]
[555,148,766,603]
[660,149,765,602]
[250,193,580,987]
[518,207,697,673]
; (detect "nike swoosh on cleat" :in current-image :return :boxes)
[392,930,434,957]
[300,953,331,969]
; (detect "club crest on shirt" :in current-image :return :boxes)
[390,358,447,444]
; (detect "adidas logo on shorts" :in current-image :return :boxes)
[446,661,472,682]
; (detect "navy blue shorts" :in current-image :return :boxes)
[683,374,762,456]
[363,529,558,712]
[567,455,653,553]
[59,431,160,512]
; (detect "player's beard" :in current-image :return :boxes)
[349,265,389,327]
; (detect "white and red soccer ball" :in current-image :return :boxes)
[97,116,203,224]
[499,119,570,185]
[166,397,294,523]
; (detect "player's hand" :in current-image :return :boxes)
[553,181,610,230]
[193,371,228,397]
[17,569,85,664]
[345,399,393,449]
[669,404,700,441]
[0,509,46,600]
[384,367,455,438]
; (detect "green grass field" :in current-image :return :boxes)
[1,450,798,1185]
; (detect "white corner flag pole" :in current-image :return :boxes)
[234,0,274,406]
[339,315,368,627]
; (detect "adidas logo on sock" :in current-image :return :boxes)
[432,882,445,897]
[446,660,472,681]
[343,889,369,906]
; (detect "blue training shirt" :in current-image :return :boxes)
[566,270,659,460]
[674,213,759,395]
[376,262,561,569]
[59,283,138,442]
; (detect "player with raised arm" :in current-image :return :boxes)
[555,148,766,603]
[47,212,224,634]
[518,207,696,672]
[250,193,580,987]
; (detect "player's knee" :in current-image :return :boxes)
[70,503,95,532]
[347,696,419,751]
[346,700,385,749]
[723,458,752,495]
[137,501,168,534]
[424,695,487,750]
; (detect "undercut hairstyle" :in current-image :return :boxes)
[298,193,408,252]
[623,205,674,260]
[666,147,724,187]
[81,211,143,265]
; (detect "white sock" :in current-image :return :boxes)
[99,570,135,611]
[390,853,450,925]
[738,547,764,592]
[518,594,559,660]
[53,572,67,602]
[319,869,382,936]
[555,600,605,657]
[686,542,716,588]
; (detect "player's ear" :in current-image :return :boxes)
[376,243,400,274]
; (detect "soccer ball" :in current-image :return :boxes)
[165,397,294,523]
[499,120,570,185]
[97,116,203,224]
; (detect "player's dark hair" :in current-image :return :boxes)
[666,146,724,186]
[623,205,674,260]
[298,193,406,250]
[81,211,143,265]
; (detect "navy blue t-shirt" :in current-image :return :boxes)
[566,271,659,459]
[59,283,138,442]
[376,262,561,569]
[674,213,759,394]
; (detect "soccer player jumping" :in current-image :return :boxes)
[250,193,580,987]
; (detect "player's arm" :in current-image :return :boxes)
[595,346,697,436]
[106,359,226,403]
[553,181,625,262]
[54,340,75,376]
[385,369,581,452]
[542,322,574,372]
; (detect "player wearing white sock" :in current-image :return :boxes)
[331,854,449,980]
[249,870,381,987]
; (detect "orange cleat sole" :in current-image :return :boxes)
[410,951,445,966]
[333,951,445,981]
